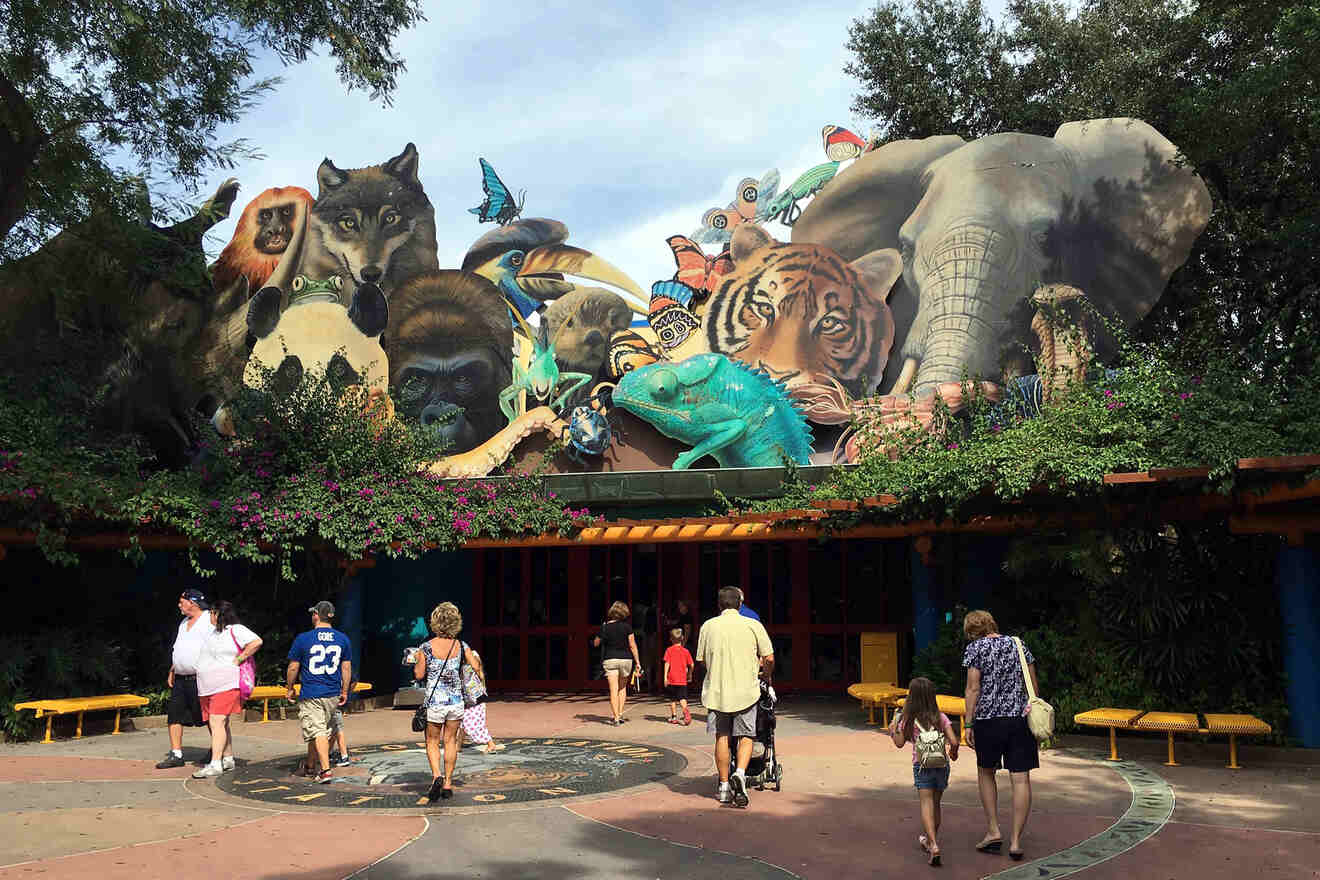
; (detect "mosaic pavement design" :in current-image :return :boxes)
[986,751,1176,879]
[216,736,687,809]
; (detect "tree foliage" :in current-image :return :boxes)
[0,0,426,260]
[845,0,1320,385]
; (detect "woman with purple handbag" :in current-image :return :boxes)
[193,600,262,779]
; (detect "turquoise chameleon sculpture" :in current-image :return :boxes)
[613,353,813,469]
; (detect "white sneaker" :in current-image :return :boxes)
[717,782,732,804]
[192,763,223,779]
[729,770,749,807]
[221,757,235,771]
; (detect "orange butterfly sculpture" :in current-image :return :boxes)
[666,235,734,298]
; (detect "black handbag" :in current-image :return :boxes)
[410,640,455,732]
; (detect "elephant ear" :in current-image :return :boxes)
[1053,118,1212,326]
[791,135,965,261]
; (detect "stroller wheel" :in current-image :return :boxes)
[771,763,783,791]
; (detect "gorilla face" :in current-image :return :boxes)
[394,349,505,453]
[254,202,298,254]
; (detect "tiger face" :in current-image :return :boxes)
[704,225,902,401]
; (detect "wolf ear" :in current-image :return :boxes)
[348,282,389,338]
[385,143,421,189]
[318,158,349,194]
[246,286,283,342]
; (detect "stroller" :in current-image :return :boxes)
[734,678,783,791]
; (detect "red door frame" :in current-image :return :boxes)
[471,539,911,693]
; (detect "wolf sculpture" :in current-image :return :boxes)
[264,143,440,304]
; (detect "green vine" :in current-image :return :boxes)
[0,359,593,580]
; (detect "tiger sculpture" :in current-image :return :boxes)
[702,224,903,413]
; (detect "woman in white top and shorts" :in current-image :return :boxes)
[193,600,262,779]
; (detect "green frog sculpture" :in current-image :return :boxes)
[613,352,813,469]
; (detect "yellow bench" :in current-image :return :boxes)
[15,694,149,743]
[894,694,970,745]
[847,683,907,725]
[1074,708,1273,768]
[247,682,373,723]
[1073,708,1147,761]
[1204,714,1272,770]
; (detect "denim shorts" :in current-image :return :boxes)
[913,764,951,791]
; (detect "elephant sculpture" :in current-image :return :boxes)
[792,118,1212,397]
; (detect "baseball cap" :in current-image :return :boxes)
[181,588,208,609]
[309,600,335,619]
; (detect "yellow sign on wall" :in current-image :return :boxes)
[860,632,899,685]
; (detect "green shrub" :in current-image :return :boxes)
[0,629,127,740]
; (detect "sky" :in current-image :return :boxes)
[187,0,888,292]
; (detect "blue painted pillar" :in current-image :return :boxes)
[337,573,365,690]
[1277,544,1320,747]
[911,544,940,654]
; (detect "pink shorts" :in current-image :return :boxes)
[199,689,241,720]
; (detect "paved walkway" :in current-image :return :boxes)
[1,694,1317,878]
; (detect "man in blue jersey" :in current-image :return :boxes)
[287,601,352,783]
[735,588,762,623]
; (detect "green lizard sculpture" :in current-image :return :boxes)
[613,352,814,469]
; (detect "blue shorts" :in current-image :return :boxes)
[913,765,950,791]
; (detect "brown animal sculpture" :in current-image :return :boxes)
[0,178,245,464]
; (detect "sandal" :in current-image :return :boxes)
[918,834,930,853]
[1009,848,1024,861]
[928,849,942,867]
[975,836,1002,853]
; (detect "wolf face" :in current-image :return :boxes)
[299,143,440,300]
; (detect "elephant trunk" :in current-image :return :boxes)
[904,225,1018,394]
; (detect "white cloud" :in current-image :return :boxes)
[191,0,883,291]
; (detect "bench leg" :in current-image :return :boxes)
[112,709,122,735]
[262,699,271,723]
[1107,726,1121,761]
[959,713,968,746]
[866,700,876,725]
[75,711,84,740]
[1227,734,1241,770]
[1163,731,1179,767]
[42,713,53,744]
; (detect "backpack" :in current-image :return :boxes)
[913,719,949,769]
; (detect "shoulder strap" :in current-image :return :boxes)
[229,628,240,651]
[1013,637,1037,700]
[913,719,927,735]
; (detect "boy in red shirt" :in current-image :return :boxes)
[663,627,695,725]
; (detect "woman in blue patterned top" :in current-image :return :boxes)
[962,609,1041,862]
[413,602,481,803]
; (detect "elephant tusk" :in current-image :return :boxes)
[890,357,919,395]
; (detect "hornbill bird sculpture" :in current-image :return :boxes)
[460,218,647,325]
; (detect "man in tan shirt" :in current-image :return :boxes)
[696,586,774,807]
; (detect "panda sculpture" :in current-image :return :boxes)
[210,277,391,434]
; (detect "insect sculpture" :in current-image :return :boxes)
[498,299,594,424]
[822,124,870,162]
[469,158,525,226]
[666,235,733,298]
[761,161,841,226]
[692,169,780,245]
[558,385,619,464]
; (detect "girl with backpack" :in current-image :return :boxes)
[889,677,959,866]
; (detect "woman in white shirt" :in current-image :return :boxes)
[193,600,262,779]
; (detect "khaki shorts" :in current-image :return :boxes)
[298,697,340,742]
[707,702,758,738]
[601,658,634,678]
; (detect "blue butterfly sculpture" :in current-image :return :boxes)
[469,158,525,226]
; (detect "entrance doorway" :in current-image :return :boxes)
[470,539,911,692]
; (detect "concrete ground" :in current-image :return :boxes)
[1,694,1317,879]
